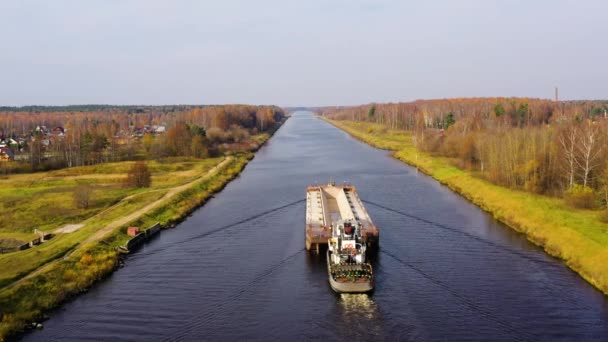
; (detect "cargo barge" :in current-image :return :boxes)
[306,182,379,293]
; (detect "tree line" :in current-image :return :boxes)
[322,98,608,210]
[0,105,285,173]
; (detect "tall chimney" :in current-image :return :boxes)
[555,87,559,102]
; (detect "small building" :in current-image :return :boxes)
[53,127,65,135]
[153,125,166,133]
[127,227,140,236]
[0,138,14,148]
[35,125,49,134]
[0,147,14,162]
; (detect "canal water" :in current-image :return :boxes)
[25,112,608,341]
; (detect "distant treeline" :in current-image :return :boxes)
[0,105,285,173]
[0,104,205,113]
[322,98,608,208]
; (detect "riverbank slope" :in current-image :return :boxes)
[325,118,608,296]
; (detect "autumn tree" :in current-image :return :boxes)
[190,134,208,158]
[229,125,249,143]
[206,127,225,144]
[29,132,44,170]
[142,133,155,156]
[599,163,608,210]
[165,122,192,156]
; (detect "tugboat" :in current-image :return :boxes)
[327,219,374,293]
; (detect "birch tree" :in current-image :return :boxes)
[575,122,603,187]
[558,125,578,188]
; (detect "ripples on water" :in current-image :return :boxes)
[24,112,608,342]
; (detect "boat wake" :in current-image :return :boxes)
[132,199,305,258]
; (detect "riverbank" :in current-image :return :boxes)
[0,127,282,340]
[324,118,608,296]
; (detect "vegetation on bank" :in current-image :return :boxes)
[0,154,252,340]
[322,98,608,201]
[325,119,608,296]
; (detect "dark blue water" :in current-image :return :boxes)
[24,112,608,341]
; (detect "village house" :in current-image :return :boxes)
[0,147,14,162]
[152,125,166,133]
[0,138,18,148]
[35,125,50,134]
[52,126,65,136]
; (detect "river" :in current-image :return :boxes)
[24,112,608,341]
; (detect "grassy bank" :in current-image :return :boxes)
[0,154,252,340]
[325,118,608,296]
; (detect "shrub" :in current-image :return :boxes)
[79,253,94,265]
[229,125,250,143]
[458,133,477,166]
[600,209,608,224]
[563,184,597,209]
[206,127,226,143]
[73,184,93,209]
[124,161,151,188]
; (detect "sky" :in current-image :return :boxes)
[0,0,606,106]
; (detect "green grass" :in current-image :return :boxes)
[326,118,608,296]
[251,133,271,145]
[0,157,223,285]
[0,157,222,234]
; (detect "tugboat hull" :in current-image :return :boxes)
[327,251,374,293]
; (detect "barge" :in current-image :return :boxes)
[305,183,379,255]
[306,182,379,293]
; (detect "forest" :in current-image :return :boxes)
[0,105,285,173]
[322,98,608,211]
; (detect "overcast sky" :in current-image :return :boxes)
[1,0,606,106]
